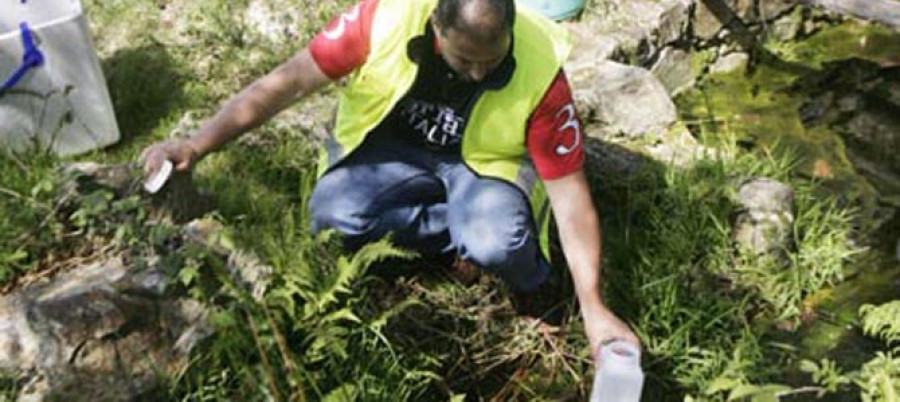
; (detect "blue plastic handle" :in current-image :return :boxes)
[0,23,45,95]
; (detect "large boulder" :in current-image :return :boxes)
[568,0,692,66]
[693,0,798,41]
[694,0,754,40]
[759,0,798,21]
[571,60,678,140]
[649,46,695,96]
[0,258,211,402]
[0,164,270,401]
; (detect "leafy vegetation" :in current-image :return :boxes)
[799,299,900,402]
[861,302,900,345]
[591,142,868,400]
[1,0,898,400]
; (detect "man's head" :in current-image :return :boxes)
[432,0,515,82]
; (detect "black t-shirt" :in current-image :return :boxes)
[377,25,515,153]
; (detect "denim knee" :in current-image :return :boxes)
[458,220,528,270]
[308,181,376,245]
[458,222,548,291]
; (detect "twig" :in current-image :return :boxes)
[777,386,826,398]
[0,186,25,200]
[262,303,306,402]
[13,196,66,244]
[542,329,580,380]
[3,149,28,172]
[244,306,283,401]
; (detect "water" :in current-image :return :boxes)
[676,20,900,399]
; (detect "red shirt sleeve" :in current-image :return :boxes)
[309,0,379,79]
[527,71,585,180]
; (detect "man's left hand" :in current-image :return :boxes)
[583,304,641,368]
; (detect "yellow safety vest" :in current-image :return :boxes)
[319,0,572,260]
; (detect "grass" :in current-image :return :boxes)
[1,0,898,400]
[589,139,868,399]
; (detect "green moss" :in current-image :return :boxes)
[677,65,850,177]
[680,21,900,155]
[782,23,900,68]
[797,258,900,359]
[675,23,900,386]
[677,21,899,231]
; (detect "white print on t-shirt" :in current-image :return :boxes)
[402,100,465,147]
[554,103,581,155]
[323,4,361,40]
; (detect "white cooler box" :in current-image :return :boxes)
[0,0,119,156]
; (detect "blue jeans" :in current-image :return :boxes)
[308,132,549,292]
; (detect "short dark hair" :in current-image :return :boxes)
[433,0,515,36]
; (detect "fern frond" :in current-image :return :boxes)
[860,302,900,344]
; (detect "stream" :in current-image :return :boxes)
[676,19,900,398]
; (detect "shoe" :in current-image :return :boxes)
[448,256,482,286]
[511,271,566,326]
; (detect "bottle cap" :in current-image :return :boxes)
[144,159,173,194]
[601,340,641,365]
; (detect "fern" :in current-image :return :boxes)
[856,349,900,402]
[861,302,900,344]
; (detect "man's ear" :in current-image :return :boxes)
[430,14,444,37]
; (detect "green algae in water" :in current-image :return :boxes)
[678,21,900,396]
[794,257,900,367]
[678,22,900,170]
[676,21,900,225]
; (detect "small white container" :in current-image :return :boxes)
[590,341,644,402]
[1,0,120,156]
[143,159,173,194]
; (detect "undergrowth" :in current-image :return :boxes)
[1,0,897,400]
[594,144,865,400]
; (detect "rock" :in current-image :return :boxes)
[887,79,900,105]
[183,218,272,301]
[63,161,213,223]
[570,0,691,65]
[0,162,277,400]
[710,52,749,74]
[766,6,805,41]
[650,0,694,49]
[565,21,622,69]
[61,162,139,198]
[583,138,649,180]
[694,0,754,40]
[650,47,695,96]
[0,257,213,401]
[759,0,797,21]
[643,123,719,167]
[845,111,900,170]
[571,60,678,140]
[845,138,900,196]
[798,91,836,127]
[797,61,900,196]
[732,178,796,263]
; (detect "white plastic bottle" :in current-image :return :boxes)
[590,340,644,402]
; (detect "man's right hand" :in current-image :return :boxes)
[140,138,201,178]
